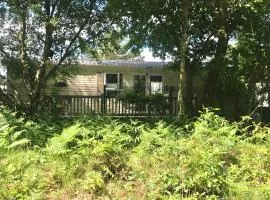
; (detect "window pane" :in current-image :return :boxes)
[150,75,162,82]
[134,75,146,94]
[151,82,162,93]
[106,74,118,89]
[106,74,117,83]
[150,75,162,94]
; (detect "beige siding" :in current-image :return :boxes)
[46,64,181,97]
[75,65,180,97]
[58,75,98,96]
[97,73,104,95]
[8,64,203,99]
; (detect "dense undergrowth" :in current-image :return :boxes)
[0,107,270,199]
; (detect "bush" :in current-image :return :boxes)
[117,89,170,114]
[0,108,270,199]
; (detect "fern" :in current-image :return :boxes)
[8,138,31,149]
[46,123,82,155]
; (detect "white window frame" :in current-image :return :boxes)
[149,74,163,94]
[104,73,123,90]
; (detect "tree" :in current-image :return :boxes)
[0,0,121,115]
[177,0,189,117]
[110,0,195,116]
[113,0,270,117]
[228,2,270,112]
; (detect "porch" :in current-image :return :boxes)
[55,95,179,116]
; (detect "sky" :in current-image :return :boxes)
[141,48,171,62]
[141,48,162,62]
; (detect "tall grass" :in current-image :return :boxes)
[0,107,269,199]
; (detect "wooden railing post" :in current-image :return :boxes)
[54,95,178,117]
[101,95,106,114]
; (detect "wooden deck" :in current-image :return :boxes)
[55,95,179,116]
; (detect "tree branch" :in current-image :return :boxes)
[18,1,28,72]
[31,0,56,109]
[0,87,14,108]
[44,20,88,82]
[50,0,60,17]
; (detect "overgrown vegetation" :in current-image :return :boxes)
[0,107,270,199]
[117,89,170,114]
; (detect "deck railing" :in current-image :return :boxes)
[55,95,179,116]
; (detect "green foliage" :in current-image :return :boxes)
[112,0,270,118]
[0,108,270,199]
[117,89,170,114]
[147,93,170,114]
[46,123,83,155]
[0,107,60,149]
[117,89,147,104]
[0,0,124,115]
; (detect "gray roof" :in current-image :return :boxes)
[78,60,168,68]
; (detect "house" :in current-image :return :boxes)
[5,59,205,115]
[52,60,205,116]
[50,60,177,115]
[55,60,180,97]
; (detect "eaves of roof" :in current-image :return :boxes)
[78,60,168,68]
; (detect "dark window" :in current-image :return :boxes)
[105,73,123,90]
[150,75,162,82]
[106,74,118,84]
[134,75,146,94]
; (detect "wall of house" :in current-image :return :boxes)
[7,64,205,102]
[55,64,181,97]
[57,75,98,96]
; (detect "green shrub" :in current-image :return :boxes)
[0,108,270,199]
[0,107,61,149]
[116,89,170,114]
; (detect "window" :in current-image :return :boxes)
[150,75,162,94]
[106,74,118,89]
[134,75,146,94]
[105,73,123,90]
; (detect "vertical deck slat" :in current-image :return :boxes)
[122,100,124,115]
[118,100,121,114]
[55,95,178,117]
[87,97,89,114]
[90,97,92,113]
[83,97,85,114]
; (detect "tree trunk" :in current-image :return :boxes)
[28,0,54,115]
[247,81,257,113]
[178,0,189,118]
[184,60,194,116]
[0,89,14,109]
[203,5,229,107]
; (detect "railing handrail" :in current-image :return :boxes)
[54,95,179,116]
[56,95,178,100]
